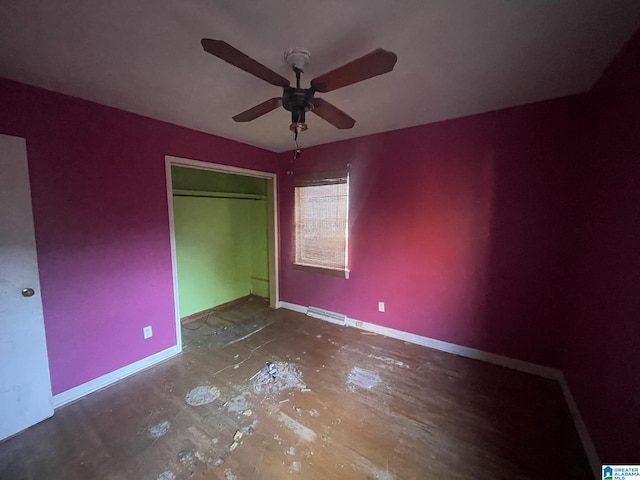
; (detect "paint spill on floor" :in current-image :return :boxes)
[347,367,381,391]
[224,467,238,480]
[147,420,171,438]
[225,392,251,415]
[177,448,196,468]
[185,386,220,406]
[240,418,259,436]
[369,354,409,368]
[252,361,306,395]
[157,471,176,480]
[277,412,317,442]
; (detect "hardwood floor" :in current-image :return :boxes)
[0,307,592,479]
[181,296,273,350]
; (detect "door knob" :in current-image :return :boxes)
[21,288,35,297]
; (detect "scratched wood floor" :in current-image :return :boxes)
[180,296,274,350]
[0,307,592,479]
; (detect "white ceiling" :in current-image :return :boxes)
[1,1,639,152]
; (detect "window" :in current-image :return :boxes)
[294,171,349,276]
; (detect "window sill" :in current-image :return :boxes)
[293,263,350,278]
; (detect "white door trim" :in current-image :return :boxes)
[164,155,279,353]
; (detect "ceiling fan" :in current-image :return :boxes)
[200,39,398,137]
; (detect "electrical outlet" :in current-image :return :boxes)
[378,302,385,312]
[355,321,363,328]
[143,326,153,339]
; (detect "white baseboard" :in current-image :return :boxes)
[279,301,559,379]
[53,346,179,408]
[278,301,600,474]
[277,301,307,314]
[345,317,563,379]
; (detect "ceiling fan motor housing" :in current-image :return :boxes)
[283,87,314,125]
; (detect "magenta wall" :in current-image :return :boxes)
[277,28,640,461]
[0,78,277,395]
[278,96,583,368]
[562,31,640,462]
[3,30,637,459]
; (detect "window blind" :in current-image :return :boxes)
[294,171,349,271]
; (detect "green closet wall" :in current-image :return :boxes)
[172,166,269,318]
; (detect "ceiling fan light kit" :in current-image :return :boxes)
[284,48,310,71]
[201,38,397,144]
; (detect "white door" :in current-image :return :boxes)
[0,134,53,441]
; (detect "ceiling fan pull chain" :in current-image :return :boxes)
[293,128,302,160]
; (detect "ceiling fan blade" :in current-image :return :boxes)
[310,48,397,93]
[201,39,290,87]
[232,98,283,122]
[311,98,356,129]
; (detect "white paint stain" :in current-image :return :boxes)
[157,471,176,480]
[226,392,251,415]
[286,446,296,455]
[291,461,301,472]
[224,468,237,480]
[240,419,259,436]
[185,386,220,406]
[347,367,381,390]
[252,361,306,395]
[370,354,408,368]
[177,449,195,468]
[147,420,171,438]
[277,412,317,442]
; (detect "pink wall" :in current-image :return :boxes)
[562,30,640,462]
[278,96,584,368]
[0,78,277,395]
